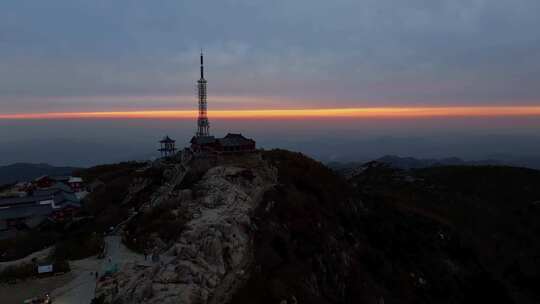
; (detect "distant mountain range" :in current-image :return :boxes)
[372,155,540,170]
[0,163,81,185]
[374,155,505,169]
[1,154,537,187]
[327,155,509,174]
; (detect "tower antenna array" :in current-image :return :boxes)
[196,50,210,137]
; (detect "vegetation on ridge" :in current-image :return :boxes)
[231,150,519,304]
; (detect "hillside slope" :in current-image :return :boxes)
[230,151,513,304]
[83,151,534,304]
[349,162,540,304]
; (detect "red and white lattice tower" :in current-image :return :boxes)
[196,51,210,137]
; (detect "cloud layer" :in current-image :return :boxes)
[1,0,539,113]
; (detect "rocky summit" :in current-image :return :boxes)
[87,150,538,304]
[94,152,277,303]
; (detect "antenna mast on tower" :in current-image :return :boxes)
[196,50,210,137]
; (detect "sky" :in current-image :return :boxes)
[1,1,540,166]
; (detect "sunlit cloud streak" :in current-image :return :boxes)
[3,106,540,120]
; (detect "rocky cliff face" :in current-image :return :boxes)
[96,153,277,303]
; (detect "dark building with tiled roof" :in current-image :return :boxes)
[0,182,81,231]
[191,133,256,154]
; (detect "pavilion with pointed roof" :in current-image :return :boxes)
[158,135,177,157]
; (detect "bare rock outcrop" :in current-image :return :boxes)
[96,156,277,304]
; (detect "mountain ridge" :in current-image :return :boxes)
[2,151,538,303]
[83,150,527,303]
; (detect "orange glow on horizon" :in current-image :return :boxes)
[2,106,540,120]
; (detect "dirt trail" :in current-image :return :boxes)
[52,235,144,304]
[1,236,143,304]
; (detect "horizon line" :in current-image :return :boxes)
[2,106,540,120]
